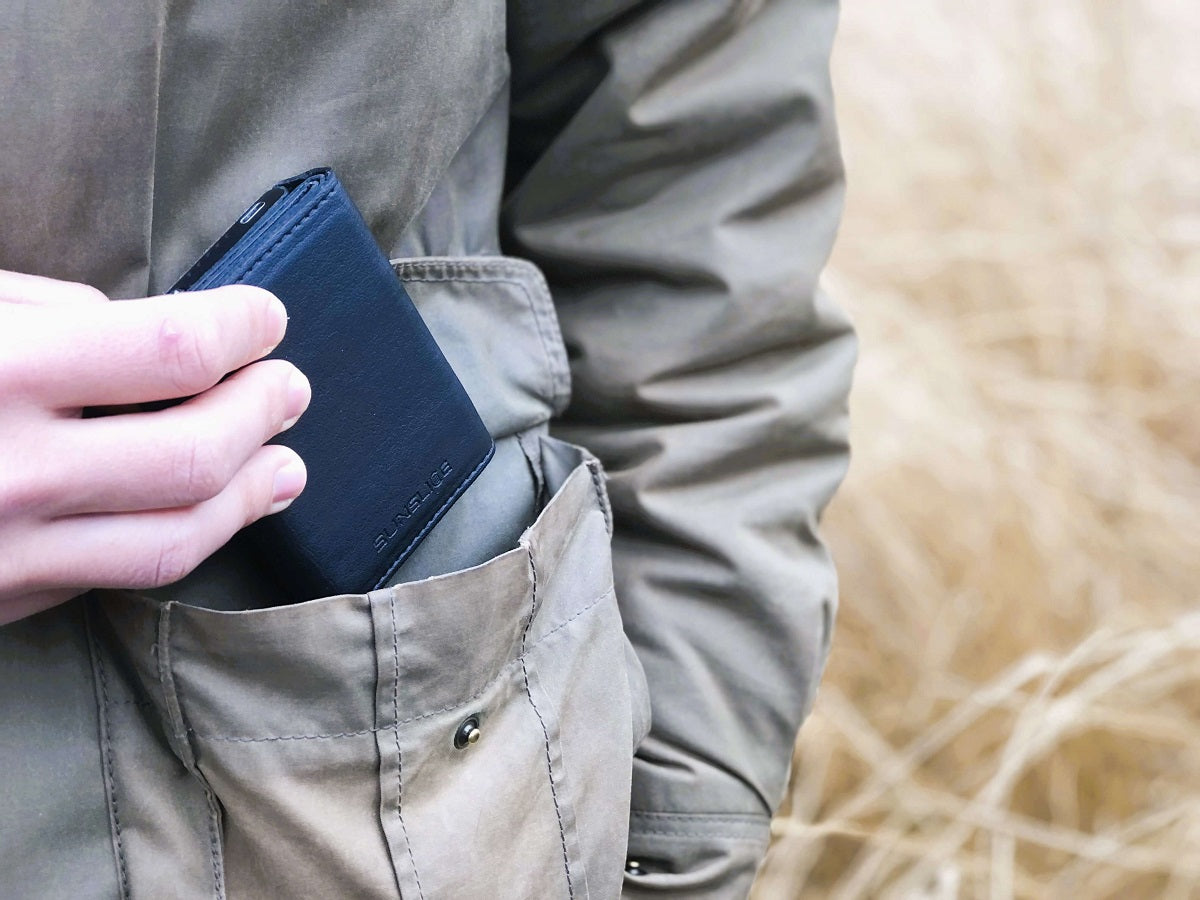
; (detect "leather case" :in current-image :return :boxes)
[170,168,495,600]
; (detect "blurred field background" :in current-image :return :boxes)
[753,1,1200,897]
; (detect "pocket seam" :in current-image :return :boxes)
[184,588,616,744]
[388,594,427,900]
[519,542,576,898]
[83,606,132,900]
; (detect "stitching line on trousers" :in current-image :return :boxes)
[627,829,767,843]
[629,812,770,823]
[156,604,226,897]
[155,604,193,767]
[203,789,227,900]
[187,589,614,744]
[88,614,131,899]
[519,547,575,899]
[391,596,426,900]
[586,461,612,534]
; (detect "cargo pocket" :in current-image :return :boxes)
[375,258,642,899]
[89,256,643,899]
[377,436,640,900]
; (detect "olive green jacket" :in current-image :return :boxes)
[0,1,852,896]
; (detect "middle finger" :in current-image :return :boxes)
[36,359,309,517]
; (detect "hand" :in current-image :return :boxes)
[0,270,311,625]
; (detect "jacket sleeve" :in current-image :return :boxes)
[502,1,854,894]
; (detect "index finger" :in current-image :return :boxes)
[14,285,288,408]
[0,270,111,308]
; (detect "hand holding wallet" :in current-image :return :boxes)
[170,168,494,601]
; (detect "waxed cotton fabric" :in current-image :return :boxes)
[0,0,850,896]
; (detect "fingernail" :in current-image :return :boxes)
[263,294,288,355]
[270,460,306,514]
[282,368,311,430]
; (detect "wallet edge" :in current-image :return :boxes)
[370,437,497,591]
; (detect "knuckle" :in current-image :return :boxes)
[0,539,54,598]
[173,432,231,504]
[0,467,46,519]
[145,525,201,588]
[0,310,39,392]
[69,283,110,306]
[0,556,38,602]
[160,314,223,396]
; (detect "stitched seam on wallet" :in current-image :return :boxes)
[188,589,614,743]
[518,548,576,899]
[390,597,426,900]
[396,262,569,411]
[371,443,495,590]
[232,182,338,286]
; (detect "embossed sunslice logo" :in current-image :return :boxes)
[373,460,454,552]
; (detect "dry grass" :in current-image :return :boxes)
[753,1,1200,897]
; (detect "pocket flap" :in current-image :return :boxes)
[393,256,570,438]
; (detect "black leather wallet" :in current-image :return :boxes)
[171,168,495,600]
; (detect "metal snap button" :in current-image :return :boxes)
[453,714,482,749]
[625,860,645,876]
